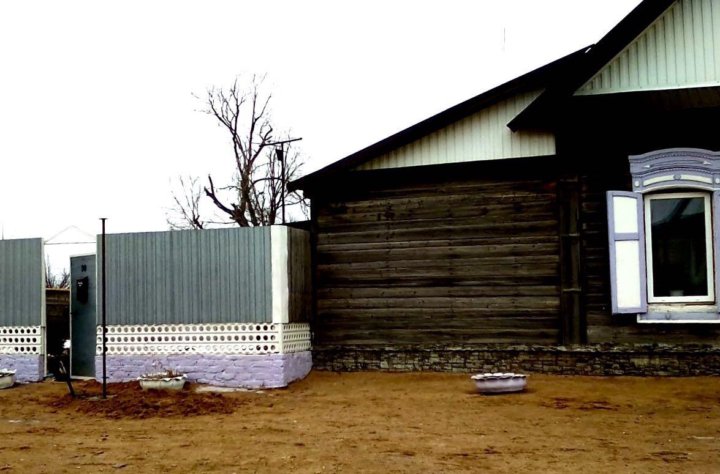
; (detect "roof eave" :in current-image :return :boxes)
[290,47,588,192]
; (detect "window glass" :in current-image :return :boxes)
[649,197,708,297]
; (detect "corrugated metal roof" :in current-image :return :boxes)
[578,0,720,95]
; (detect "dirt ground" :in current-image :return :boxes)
[1,372,719,473]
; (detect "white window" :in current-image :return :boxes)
[644,192,714,304]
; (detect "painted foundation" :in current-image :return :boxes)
[95,351,312,389]
[0,355,44,383]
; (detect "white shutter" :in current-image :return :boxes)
[606,191,647,314]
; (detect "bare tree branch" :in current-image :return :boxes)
[45,262,70,289]
[167,176,205,230]
[167,75,308,229]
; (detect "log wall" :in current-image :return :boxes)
[311,160,562,347]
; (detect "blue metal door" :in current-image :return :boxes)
[70,255,96,377]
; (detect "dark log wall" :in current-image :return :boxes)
[310,160,561,347]
[580,157,629,342]
[287,227,312,323]
[306,107,720,353]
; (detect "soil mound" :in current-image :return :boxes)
[44,380,239,419]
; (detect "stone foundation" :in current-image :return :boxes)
[0,354,44,382]
[95,351,312,388]
[312,344,720,376]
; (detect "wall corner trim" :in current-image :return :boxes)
[270,226,289,324]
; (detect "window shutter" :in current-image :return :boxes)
[714,192,720,312]
[606,191,647,314]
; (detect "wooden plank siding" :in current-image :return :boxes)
[311,159,562,346]
[287,228,311,323]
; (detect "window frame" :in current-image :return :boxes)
[644,191,715,304]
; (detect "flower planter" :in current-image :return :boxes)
[138,373,187,391]
[0,370,16,390]
[471,373,527,394]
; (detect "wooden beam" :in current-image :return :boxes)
[557,173,586,344]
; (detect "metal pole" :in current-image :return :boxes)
[267,137,302,225]
[280,143,286,224]
[100,218,107,399]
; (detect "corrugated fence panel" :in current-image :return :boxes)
[354,89,555,171]
[0,238,44,326]
[578,0,720,95]
[98,227,272,325]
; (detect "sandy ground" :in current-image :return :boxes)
[0,372,719,473]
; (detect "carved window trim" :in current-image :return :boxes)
[607,148,720,323]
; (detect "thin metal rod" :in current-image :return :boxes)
[266,137,301,225]
[266,138,302,146]
[281,143,286,224]
[100,218,107,399]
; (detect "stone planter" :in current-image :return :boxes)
[471,373,527,394]
[138,373,187,391]
[0,370,16,389]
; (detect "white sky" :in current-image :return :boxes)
[0,0,641,270]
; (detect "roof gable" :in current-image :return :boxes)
[578,0,720,95]
[354,89,555,171]
[509,0,676,130]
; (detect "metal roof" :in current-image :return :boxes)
[290,0,680,191]
[289,47,587,192]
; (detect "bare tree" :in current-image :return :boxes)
[168,76,306,229]
[45,262,70,289]
[167,176,205,230]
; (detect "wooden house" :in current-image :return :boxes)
[290,0,720,375]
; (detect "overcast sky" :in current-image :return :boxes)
[0,0,641,270]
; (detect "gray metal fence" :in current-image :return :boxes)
[98,227,273,325]
[0,238,44,327]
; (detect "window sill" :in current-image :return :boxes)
[638,304,720,323]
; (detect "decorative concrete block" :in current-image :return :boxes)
[99,323,311,356]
